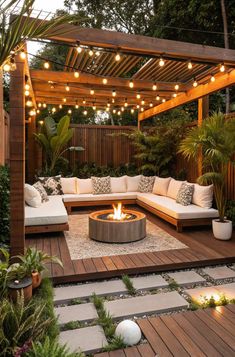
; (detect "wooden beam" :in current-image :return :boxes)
[197,96,209,176]
[9,53,25,256]
[30,70,180,91]
[138,69,235,121]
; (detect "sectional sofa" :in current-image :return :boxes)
[25,175,219,234]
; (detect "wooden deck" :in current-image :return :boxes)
[26,207,235,284]
[94,304,235,357]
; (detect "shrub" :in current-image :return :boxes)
[74,162,138,178]
[226,200,235,225]
[0,165,10,244]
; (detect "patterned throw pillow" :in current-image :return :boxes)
[38,175,63,195]
[33,181,49,202]
[91,176,111,195]
[176,183,194,206]
[138,175,155,193]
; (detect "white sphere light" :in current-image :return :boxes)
[115,320,141,346]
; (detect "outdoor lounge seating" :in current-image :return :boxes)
[25,176,219,234]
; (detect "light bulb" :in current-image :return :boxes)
[188,61,193,69]
[43,103,47,108]
[141,99,145,105]
[63,98,67,103]
[68,109,72,114]
[83,110,88,115]
[26,100,33,107]
[83,99,86,104]
[92,105,96,110]
[38,103,42,108]
[141,107,144,112]
[90,89,95,95]
[74,71,79,78]
[25,90,30,96]
[65,84,70,91]
[59,104,62,109]
[25,83,30,91]
[136,104,140,109]
[76,43,82,53]
[44,62,50,69]
[88,48,94,56]
[121,107,124,112]
[107,103,110,107]
[103,78,108,84]
[3,63,11,72]
[113,109,116,114]
[131,108,134,113]
[95,50,100,56]
[117,110,121,115]
[156,95,160,101]
[162,98,166,103]
[173,93,177,98]
[20,50,26,60]
[175,84,179,90]
[193,79,198,87]
[112,98,115,103]
[124,99,128,107]
[112,90,116,97]
[149,102,153,107]
[152,83,157,91]
[159,57,165,67]
[211,75,215,82]
[52,107,56,113]
[129,80,134,88]
[136,93,141,99]
[106,107,110,112]
[29,109,36,116]
[39,120,44,125]
[75,104,79,109]
[36,109,40,114]
[220,64,225,72]
[115,52,121,61]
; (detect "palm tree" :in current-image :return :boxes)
[179,112,235,222]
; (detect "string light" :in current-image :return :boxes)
[63,98,67,103]
[68,109,72,114]
[65,83,70,91]
[220,63,225,72]
[75,104,79,109]
[83,110,88,115]
[121,107,124,112]
[76,41,82,53]
[52,107,56,113]
[124,98,128,107]
[74,71,79,78]
[141,99,145,105]
[117,110,121,115]
[131,108,134,114]
[152,83,157,91]
[129,80,134,88]
[29,109,36,116]
[95,50,100,56]
[149,102,153,107]
[59,104,63,109]
[25,83,30,91]
[156,95,160,101]
[162,98,166,103]
[211,74,215,82]
[193,78,198,87]
[103,78,108,84]
[136,93,141,99]
[38,103,42,108]
[107,102,111,107]
[112,98,115,103]
[39,120,44,125]
[140,107,144,112]
[36,109,40,114]
[159,57,165,67]
[112,89,116,97]
[83,99,86,104]
[90,89,95,95]
[88,47,94,56]
[113,109,116,114]
[3,62,11,72]
[92,104,96,110]
[187,60,193,69]
[115,52,121,61]
[10,57,16,71]
[173,93,177,98]
[25,90,30,96]
[20,49,26,60]
[106,107,110,112]
[26,100,33,107]
[175,84,179,90]
[136,104,140,109]
[44,61,50,69]
[43,103,47,108]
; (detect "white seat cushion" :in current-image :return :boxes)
[25,196,68,226]
[126,175,141,192]
[167,178,185,200]
[63,192,138,202]
[61,177,77,194]
[77,178,93,194]
[137,193,219,220]
[111,176,127,193]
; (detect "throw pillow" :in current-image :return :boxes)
[153,177,171,196]
[126,175,141,192]
[192,183,213,208]
[176,182,194,206]
[25,184,42,207]
[138,175,155,193]
[38,175,63,195]
[77,178,93,194]
[61,177,77,194]
[167,178,185,200]
[33,181,49,202]
[91,176,112,195]
[110,176,127,193]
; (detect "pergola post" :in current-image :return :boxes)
[27,116,37,183]
[197,96,209,177]
[0,70,5,165]
[9,53,25,256]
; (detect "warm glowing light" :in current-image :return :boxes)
[117,110,121,115]
[220,64,225,72]
[26,100,33,107]
[65,84,70,91]
[38,103,42,108]
[25,83,30,91]
[75,104,79,109]
[103,78,108,84]
[136,104,140,109]
[36,109,40,114]
[188,61,193,69]
[3,63,11,72]
[44,62,50,69]
[95,50,100,56]
[156,95,160,101]
[108,203,128,220]
[68,109,72,114]
[107,103,110,107]
[89,47,94,56]
[92,105,96,110]
[113,109,116,114]
[115,52,121,61]
[29,109,36,116]
[141,99,145,105]
[20,50,26,60]
[90,89,95,95]
[25,90,30,96]
[131,108,134,113]
[83,110,87,115]
[136,93,141,99]
[124,98,128,107]
[112,98,115,103]
[63,98,67,103]
[59,104,62,109]
[39,120,44,125]
[129,80,134,88]
[121,107,124,112]
[193,78,198,87]
[175,84,179,90]
[162,98,166,103]
[52,107,56,113]
[43,103,47,108]
[140,107,144,112]
[173,93,177,98]
[83,99,86,104]
[149,102,153,107]
[76,42,82,53]
[152,83,157,91]
[74,71,79,78]
[106,107,110,112]
[211,75,215,82]
[112,89,116,97]
[159,57,165,67]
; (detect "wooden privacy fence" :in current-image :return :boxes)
[67,124,136,169]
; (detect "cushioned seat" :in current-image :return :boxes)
[62,192,138,202]
[25,195,68,226]
[137,193,219,220]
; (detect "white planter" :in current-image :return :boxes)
[212,219,233,240]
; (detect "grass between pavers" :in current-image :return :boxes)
[122,275,137,296]
[188,295,235,310]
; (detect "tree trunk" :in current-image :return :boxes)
[220,0,230,113]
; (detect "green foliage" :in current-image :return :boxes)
[179,112,235,221]
[103,335,126,352]
[25,336,85,357]
[70,298,82,305]
[0,247,10,299]
[168,278,179,291]
[75,162,138,178]
[122,275,136,296]
[0,165,10,244]
[226,200,235,225]
[34,116,84,175]
[62,321,83,331]
[15,247,63,274]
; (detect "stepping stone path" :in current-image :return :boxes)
[202,266,235,280]
[104,291,188,319]
[185,282,235,302]
[55,303,98,326]
[54,275,168,305]
[168,270,206,286]
[59,325,107,354]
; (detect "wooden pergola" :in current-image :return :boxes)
[9,18,235,255]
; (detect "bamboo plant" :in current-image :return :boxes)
[179,112,235,222]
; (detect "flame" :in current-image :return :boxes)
[108,202,127,220]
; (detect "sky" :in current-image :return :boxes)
[27,0,66,56]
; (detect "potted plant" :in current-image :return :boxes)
[7,263,32,302]
[16,248,63,289]
[179,112,235,240]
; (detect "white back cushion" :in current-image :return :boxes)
[25,184,42,207]
[192,184,213,208]
[126,175,141,192]
[167,178,185,200]
[111,176,127,193]
[77,178,93,194]
[153,177,171,196]
[61,177,77,194]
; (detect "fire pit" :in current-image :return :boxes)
[89,203,146,243]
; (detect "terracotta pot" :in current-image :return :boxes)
[212,219,233,240]
[8,277,32,303]
[31,271,42,289]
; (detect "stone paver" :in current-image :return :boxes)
[168,271,206,286]
[203,266,235,281]
[132,275,168,291]
[59,325,107,354]
[55,303,98,325]
[104,291,188,319]
[54,280,127,304]
[185,282,235,303]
